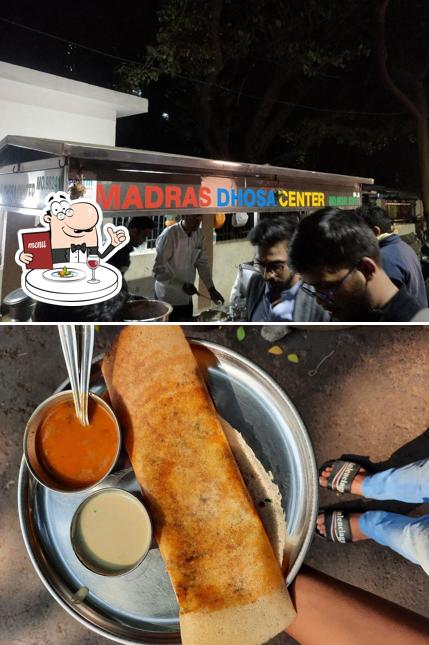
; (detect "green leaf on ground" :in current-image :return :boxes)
[236,326,246,342]
[287,353,300,363]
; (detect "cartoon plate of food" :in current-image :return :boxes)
[42,266,86,281]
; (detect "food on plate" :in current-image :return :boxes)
[71,489,152,575]
[102,325,296,645]
[187,341,294,569]
[36,397,118,489]
[59,266,72,277]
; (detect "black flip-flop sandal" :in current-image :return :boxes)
[316,510,353,544]
[319,459,363,494]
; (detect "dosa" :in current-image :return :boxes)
[102,326,296,645]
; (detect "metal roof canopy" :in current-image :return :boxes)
[0,135,374,216]
[364,184,420,201]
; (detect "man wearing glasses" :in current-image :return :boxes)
[246,217,328,322]
[289,208,429,322]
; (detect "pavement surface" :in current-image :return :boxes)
[1,324,428,645]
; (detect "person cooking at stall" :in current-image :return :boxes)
[153,214,224,322]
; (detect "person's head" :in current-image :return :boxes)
[69,182,86,200]
[355,205,392,237]
[289,208,382,320]
[128,217,154,247]
[181,214,202,233]
[43,194,100,249]
[248,216,298,289]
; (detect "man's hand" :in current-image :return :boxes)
[106,225,127,247]
[183,282,198,296]
[209,287,224,305]
[19,252,33,265]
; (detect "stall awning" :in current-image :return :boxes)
[0,135,374,216]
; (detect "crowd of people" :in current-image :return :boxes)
[33,208,429,322]
[148,207,429,323]
[229,207,428,323]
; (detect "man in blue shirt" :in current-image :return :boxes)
[246,216,328,322]
[356,205,428,308]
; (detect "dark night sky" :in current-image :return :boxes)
[0,1,423,193]
[0,1,157,85]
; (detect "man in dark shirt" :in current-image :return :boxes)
[108,217,154,274]
[356,205,427,308]
[289,208,429,322]
[246,216,328,322]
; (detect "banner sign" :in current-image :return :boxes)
[0,171,361,213]
[0,169,64,210]
[96,181,361,212]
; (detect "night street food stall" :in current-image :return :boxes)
[0,135,373,319]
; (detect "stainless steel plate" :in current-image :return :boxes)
[18,339,318,645]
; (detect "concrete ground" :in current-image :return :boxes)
[0,325,428,645]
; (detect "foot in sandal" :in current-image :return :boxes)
[319,459,368,496]
[316,511,368,543]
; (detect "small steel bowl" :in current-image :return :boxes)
[24,390,121,494]
[70,488,153,576]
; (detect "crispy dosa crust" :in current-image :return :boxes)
[102,326,295,641]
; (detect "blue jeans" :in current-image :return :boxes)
[358,459,429,574]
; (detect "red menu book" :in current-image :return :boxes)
[22,231,53,269]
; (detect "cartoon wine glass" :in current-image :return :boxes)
[87,254,100,284]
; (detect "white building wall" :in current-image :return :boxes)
[212,239,253,301]
[0,61,148,146]
[125,239,252,308]
[0,98,116,146]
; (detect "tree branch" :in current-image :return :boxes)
[195,86,218,156]
[374,0,422,122]
[244,66,292,158]
[193,0,225,157]
[210,0,224,73]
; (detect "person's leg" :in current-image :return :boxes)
[317,510,429,573]
[287,566,429,645]
[319,463,367,495]
[320,458,429,503]
[317,512,368,542]
[362,459,429,503]
[359,511,429,574]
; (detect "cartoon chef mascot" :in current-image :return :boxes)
[18,192,129,266]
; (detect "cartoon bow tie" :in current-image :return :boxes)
[71,243,87,253]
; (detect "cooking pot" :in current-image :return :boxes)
[123,299,173,322]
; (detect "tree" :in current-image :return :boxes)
[375,0,429,226]
[119,0,368,162]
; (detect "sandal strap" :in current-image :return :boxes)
[325,510,353,543]
[325,460,362,493]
